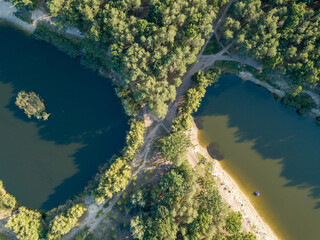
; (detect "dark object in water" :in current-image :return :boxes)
[254,191,260,196]
[207,142,224,160]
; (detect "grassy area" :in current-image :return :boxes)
[203,36,222,55]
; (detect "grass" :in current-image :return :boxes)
[203,36,222,55]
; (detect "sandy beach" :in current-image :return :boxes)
[188,123,279,240]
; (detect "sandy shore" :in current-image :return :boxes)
[188,124,279,240]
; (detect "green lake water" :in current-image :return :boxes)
[0,24,127,210]
[195,75,320,240]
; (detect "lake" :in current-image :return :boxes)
[196,75,320,240]
[0,23,127,210]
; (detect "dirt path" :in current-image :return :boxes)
[63,116,163,239]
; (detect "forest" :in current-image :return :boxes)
[45,0,229,118]
[221,0,320,90]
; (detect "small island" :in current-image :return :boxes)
[15,91,50,120]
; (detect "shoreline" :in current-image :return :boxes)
[188,123,279,240]
[0,0,46,33]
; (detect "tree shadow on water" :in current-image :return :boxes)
[195,75,320,209]
[0,26,128,210]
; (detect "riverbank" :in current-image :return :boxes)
[0,0,48,33]
[238,71,320,118]
[188,123,279,240]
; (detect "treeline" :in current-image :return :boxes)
[172,68,221,132]
[93,119,145,205]
[221,0,320,90]
[46,0,229,118]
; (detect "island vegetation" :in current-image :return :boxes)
[15,91,50,120]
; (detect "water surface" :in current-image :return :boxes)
[0,25,127,210]
[196,75,320,240]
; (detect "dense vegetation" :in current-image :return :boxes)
[0,181,17,218]
[221,0,320,90]
[146,69,256,239]
[129,154,255,239]
[6,207,43,240]
[15,91,50,120]
[47,204,86,240]
[172,69,221,132]
[46,0,229,118]
[93,119,145,205]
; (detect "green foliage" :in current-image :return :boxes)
[128,161,251,240]
[15,91,50,120]
[12,0,37,10]
[172,69,221,132]
[94,157,132,205]
[223,0,320,88]
[156,131,191,165]
[203,36,222,55]
[6,207,43,240]
[47,204,86,240]
[123,119,145,161]
[228,231,257,240]
[281,93,316,116]
[46,0,228,118]
[0,181,17,217]
[0,180,17,217]
[225,211,242,235]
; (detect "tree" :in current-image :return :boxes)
[0,181,17,217]
[94,157,132,204]
[47,204,86,240]
[6,207,43,240]
[225,211,242,234]
[156,131,191,165]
